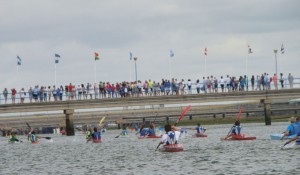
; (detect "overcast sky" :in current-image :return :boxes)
[1,0,299,90]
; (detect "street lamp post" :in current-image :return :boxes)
[274,49,278,76]
[134,57,138,83]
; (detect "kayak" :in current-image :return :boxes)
[138,135,162,139]
[282,142,300,149]
[221,134,256,141]
[270,134,296,140]
[193,133,208,138]
[92,139,102,143]
[160,144,184,152]
[31,141,39,144]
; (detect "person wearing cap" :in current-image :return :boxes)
[285,116,300,145]
[280,117,298,140]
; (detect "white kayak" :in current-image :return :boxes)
[270,134,296,140]
[282,142,300,149]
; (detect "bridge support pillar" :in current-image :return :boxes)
[261,99,272,125]
[64,109,75,136]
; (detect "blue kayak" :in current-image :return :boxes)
[270,134,296,140]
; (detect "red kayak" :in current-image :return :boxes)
[138,135,162,139]
[31,142,39,144]
[92,139,102,143]
[193,133,208,138]
[160,144,184,152]
[221,134,256,141]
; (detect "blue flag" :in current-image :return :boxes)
[55,60,59,64]
[55,53,60,58]
[170,50,174,57]
[17,56,22,65]
[130,52,133,60]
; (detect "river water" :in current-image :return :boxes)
[1,122,299,175]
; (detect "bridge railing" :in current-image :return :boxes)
[0,78,299,105]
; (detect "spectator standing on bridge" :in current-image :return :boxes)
[219,76,225,93]
[202,77,207,94]
[206,77,211,93]
[196,79,200,94]
[226,75,231,92]
[288,73,294,88]
[43,86,47,102]
[213,77,218,93]
[273,74,278,90]
[187,79,192,94]
[11,88,17,104]
[165,80,171,95]
[160,79,166,96]
[2,88,8,104]
[94,83,99,99]
[28,87,33,103]
[48,86,52,101]
[280,73,284,88]
[39,86,44,102]
[19,88,26,103]
[250,75,255,91]
[256,75,261,91]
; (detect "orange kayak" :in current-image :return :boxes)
[161,144,184,152]
[221,134,256,141]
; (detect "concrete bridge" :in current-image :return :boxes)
[1,89,300,135]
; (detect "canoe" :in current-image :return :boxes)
[160,144,184,152]
[270,134,296,140]
[138,135,162,139]
[92,139,102,143]
[221,134,256,141]
[193,133,208,138]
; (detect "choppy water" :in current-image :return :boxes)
[1,122,299,175]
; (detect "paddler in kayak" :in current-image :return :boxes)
[120,124,128,136]
[147,123,156,136]
[285,116,300,145]
[86,127,101,143]
[85,128,93,141]
[195,123,206,135]
[139,124,148,137]
[8,131,22,143]
[29,130,39,143]
[280,117,298,140]
[159,124,181,145]
[225,121,241,139]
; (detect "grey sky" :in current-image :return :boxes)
[1,0,299,90]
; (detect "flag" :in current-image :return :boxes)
[95,52,100,61]
[281,44,285,54]
[17,56,22,65]
[130,52,133,61]
[204,47,207,56]
[55,53,60,64]
[170,50,174,57]
[248,45,253,54]
[55,53,60,58]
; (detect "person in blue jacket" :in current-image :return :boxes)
[147,123,156,136]
[285,116,300,145]
[139,124,148,137]
[87,127,101,143]
[280,117,298,140]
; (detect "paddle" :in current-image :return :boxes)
[224,107,243,140]
[99,116,106,126]
[281,142,289,149]
[155,105,191,151]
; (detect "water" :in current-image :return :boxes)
[1,122,299,175]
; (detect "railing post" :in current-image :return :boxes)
[64,109,75,136]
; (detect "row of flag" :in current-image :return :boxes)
[15,44,286,65]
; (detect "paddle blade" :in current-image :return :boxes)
[44,137,52,140]
[155,143,162,151]
[236,108,244,121]
[175,105,191,126]
[26,122,31,130]
[99,117,106,126]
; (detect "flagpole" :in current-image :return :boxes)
[246,53,248,77]
[169,57,172,80]
[54,63,57,87]
[130,61,132,82]
[94,60,96,83]
[205,55,207,78]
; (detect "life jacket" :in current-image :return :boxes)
[147,129,155,136]
[140,129,148,136]
[166,131,176,145]
[92,132,101,140]
[196,126,204,133]
[86,131,92,139]
[30,134,37,142]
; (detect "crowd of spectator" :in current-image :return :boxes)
[1,73,296,104]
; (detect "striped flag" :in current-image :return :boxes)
[170,50,174,57]
[95,52,100,61]
[281,44,285,54]
[248,45,253,54]
[204,47,207,56]
[55,53,60,64]
[17,56,22,65]
[130,52,133,61]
